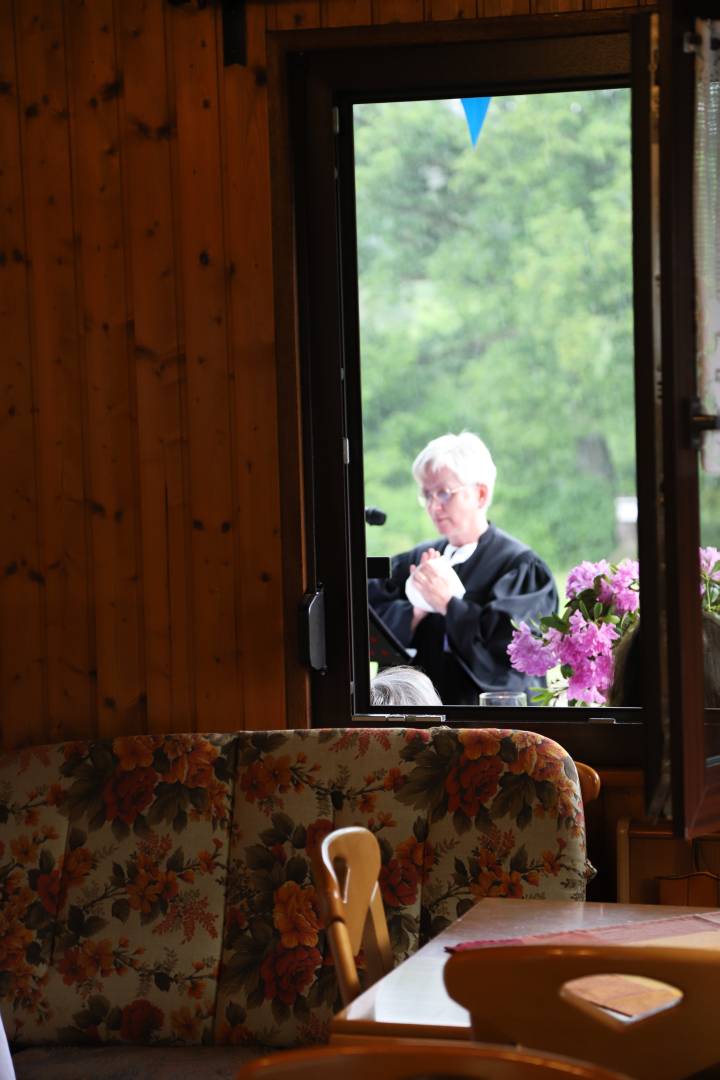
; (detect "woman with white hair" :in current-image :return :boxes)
[368,432,557,706]
[370,665,443,708]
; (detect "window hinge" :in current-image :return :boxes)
[342,437,350,465]
[332,106,340,134]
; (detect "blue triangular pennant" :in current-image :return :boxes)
[461,97,491,147]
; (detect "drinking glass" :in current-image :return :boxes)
[479,691,527,707]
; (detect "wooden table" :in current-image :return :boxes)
[330,898,720,1043]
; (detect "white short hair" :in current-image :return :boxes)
[412,432,497,508]
[370,666,443,708]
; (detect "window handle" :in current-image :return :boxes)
[299,587,327,672]
[690,398,720,449]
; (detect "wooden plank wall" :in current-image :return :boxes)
[0,0,645,750]
[0,0,284,748]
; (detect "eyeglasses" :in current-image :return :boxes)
[418,485,467,508]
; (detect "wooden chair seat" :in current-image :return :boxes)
[235,1039,633,1080]
[444,942,720,1080]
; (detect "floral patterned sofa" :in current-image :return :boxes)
[0,727,590,1080]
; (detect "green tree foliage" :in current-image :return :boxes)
[356,91,637,585]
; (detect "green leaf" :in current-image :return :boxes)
[87,995,110,1023]
[106,1006,123,1031]
[285,856,308,884]
[490,773,535,822]
[292,825,307,849]
[38,849,54,875]
[412,816,429,842]
[83,916,108,938]
[68,827,86,851]
[89,744,116,777]
[271,812,294,840]
[67,905,85,935]
[249,918,274,947]
[246,845,276,871]
[167,847,185,873]
[246,984,265,1010]
[510,845,528,873]
[225,1001,247,1027]
[111,899,130,923]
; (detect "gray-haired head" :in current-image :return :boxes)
[412,432,497,509]
[370,666,443,708]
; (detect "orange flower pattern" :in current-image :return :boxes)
[0,727,587,1053]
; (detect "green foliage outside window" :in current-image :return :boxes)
[355,90,637,589]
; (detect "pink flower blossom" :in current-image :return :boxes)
[700,547,720,579]
[599,560,639,615]
[507,623,556,677]
[565,560,611,599]
[508,548,717,706]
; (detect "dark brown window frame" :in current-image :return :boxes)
[267,5,719,830]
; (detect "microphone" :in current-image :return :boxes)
[365,506,387,526]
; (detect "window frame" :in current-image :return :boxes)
[267,7,717,818]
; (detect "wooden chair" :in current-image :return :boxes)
[312,825,393,1005]
[235,1039,632,1080]
[444,943,720,1080]
[575,761,601,805]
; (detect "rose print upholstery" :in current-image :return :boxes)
[0,728,589,1077]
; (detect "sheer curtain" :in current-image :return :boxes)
[695,20,720,472]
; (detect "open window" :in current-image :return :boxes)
[274,2,719,834]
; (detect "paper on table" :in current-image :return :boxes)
[563,973,681,1020]
[446,911,720,953]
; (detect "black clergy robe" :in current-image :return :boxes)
[367,524,558,706]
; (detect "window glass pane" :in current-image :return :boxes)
[355,91,637,709]
[695,20,720,764]
[700,477,720,762]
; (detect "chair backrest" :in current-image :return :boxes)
[444,943,720,1080]
[312,826,393,1005]
[574,761,601,804]
[235,1039,633,1080]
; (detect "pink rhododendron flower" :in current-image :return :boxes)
[506,623,556,677]
[509,549,717,706]
[565,560,611,599]
[700,547,720,578]
[599,559,640,615]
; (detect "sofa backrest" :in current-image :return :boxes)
[0,728,588,1050]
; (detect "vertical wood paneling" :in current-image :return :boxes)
[372,0,425,22]
[167,2,239,730]
[481,0,531,16]
[321,0,373,25]
[0,0,647,752]
[0,0,46,747]
[427,0,478,17]
[116,0,194,734]
[64,0,144,738]
[531,0,583,11]
[221,3,286,730]
[273,3,322,29]
[15,0,94,741]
